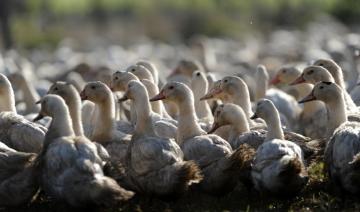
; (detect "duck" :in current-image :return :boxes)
[8,72,40,114]
[111,71,173,122]
[126,64,155,83]
[119,80,202,198]
[0,73,45,153]
[299,81,360,193]
[110,70,138,124]
[167,59,203,86]
[81,81,133,141]
[200,75,268,128]
[47,81,84,137]
[136,60,159,86]
[33,94,133,206]
[208,103,265,149]
[290,65,358,114]
[313,59,346,90]
[118,80,177,139]
[80,81,132,164]
[256,65,301,130]
[150,82,248,195]
[249,99,309,195]
[0,142,39,206]
[271,66,327,139]
[191,71,213,124]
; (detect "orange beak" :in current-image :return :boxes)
[289,74,306,85]
[298,91,316,103]
[200,88,222,101]
[150,91,166,101]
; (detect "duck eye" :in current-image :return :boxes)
[54,87,58,91]
[196,72,201,76]
[169,86,174,90]
[114,76,118,80]
[308,70,313,75]
[319,86,324,89]
[131,69,135,72]
[224,79,228,83]
[318,63,323,66]
[282,69,286,73]
[91,86,96,89]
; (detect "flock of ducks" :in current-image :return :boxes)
[1,23,360,207]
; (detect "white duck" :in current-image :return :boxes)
[150,82,247,195]
[34,95,134,206]
[8,72,40,114]
[250,99,308,195]
[0,73,45,153]
[80,81,132,164]
[81,81,133,141]
[291,65,358,113]
[47,81,84,137]
[299,81,360,193]
[126,64,155,83]
[191,71,213,124]
[120,80,202,198]
[136,60,159,86]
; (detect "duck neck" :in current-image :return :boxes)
[264,109,284,141]
[193,84,212,119]
[92,94,116,142]
[67,96,84,137]
[228,110,250,134]
[325,96,347,138]
[19,77,40,112]
[255,76,267,101]
[229,86,252,121]
[133,92,155,136]
[177,96,204,144]
[47,108,75,141]
[0,87,17,113]
[333,69,346,90]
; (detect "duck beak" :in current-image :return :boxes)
[33,113,44,122]
[298,92,316,103]
[200,88,222,101]
[270,74,281,85]
[150,91,166,102]
[250,113,258,120]
[289,74,305,85]
[80,90,87,101]
[207,122,220,134]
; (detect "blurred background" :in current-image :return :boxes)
[1,0,359,50]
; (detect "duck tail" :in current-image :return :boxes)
[178,160,203,186]
[280,155,303,177]
[90,176,134,206]
[145,160,202,199]
[227,144,256,172]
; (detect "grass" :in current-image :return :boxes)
[2,160,360,212]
